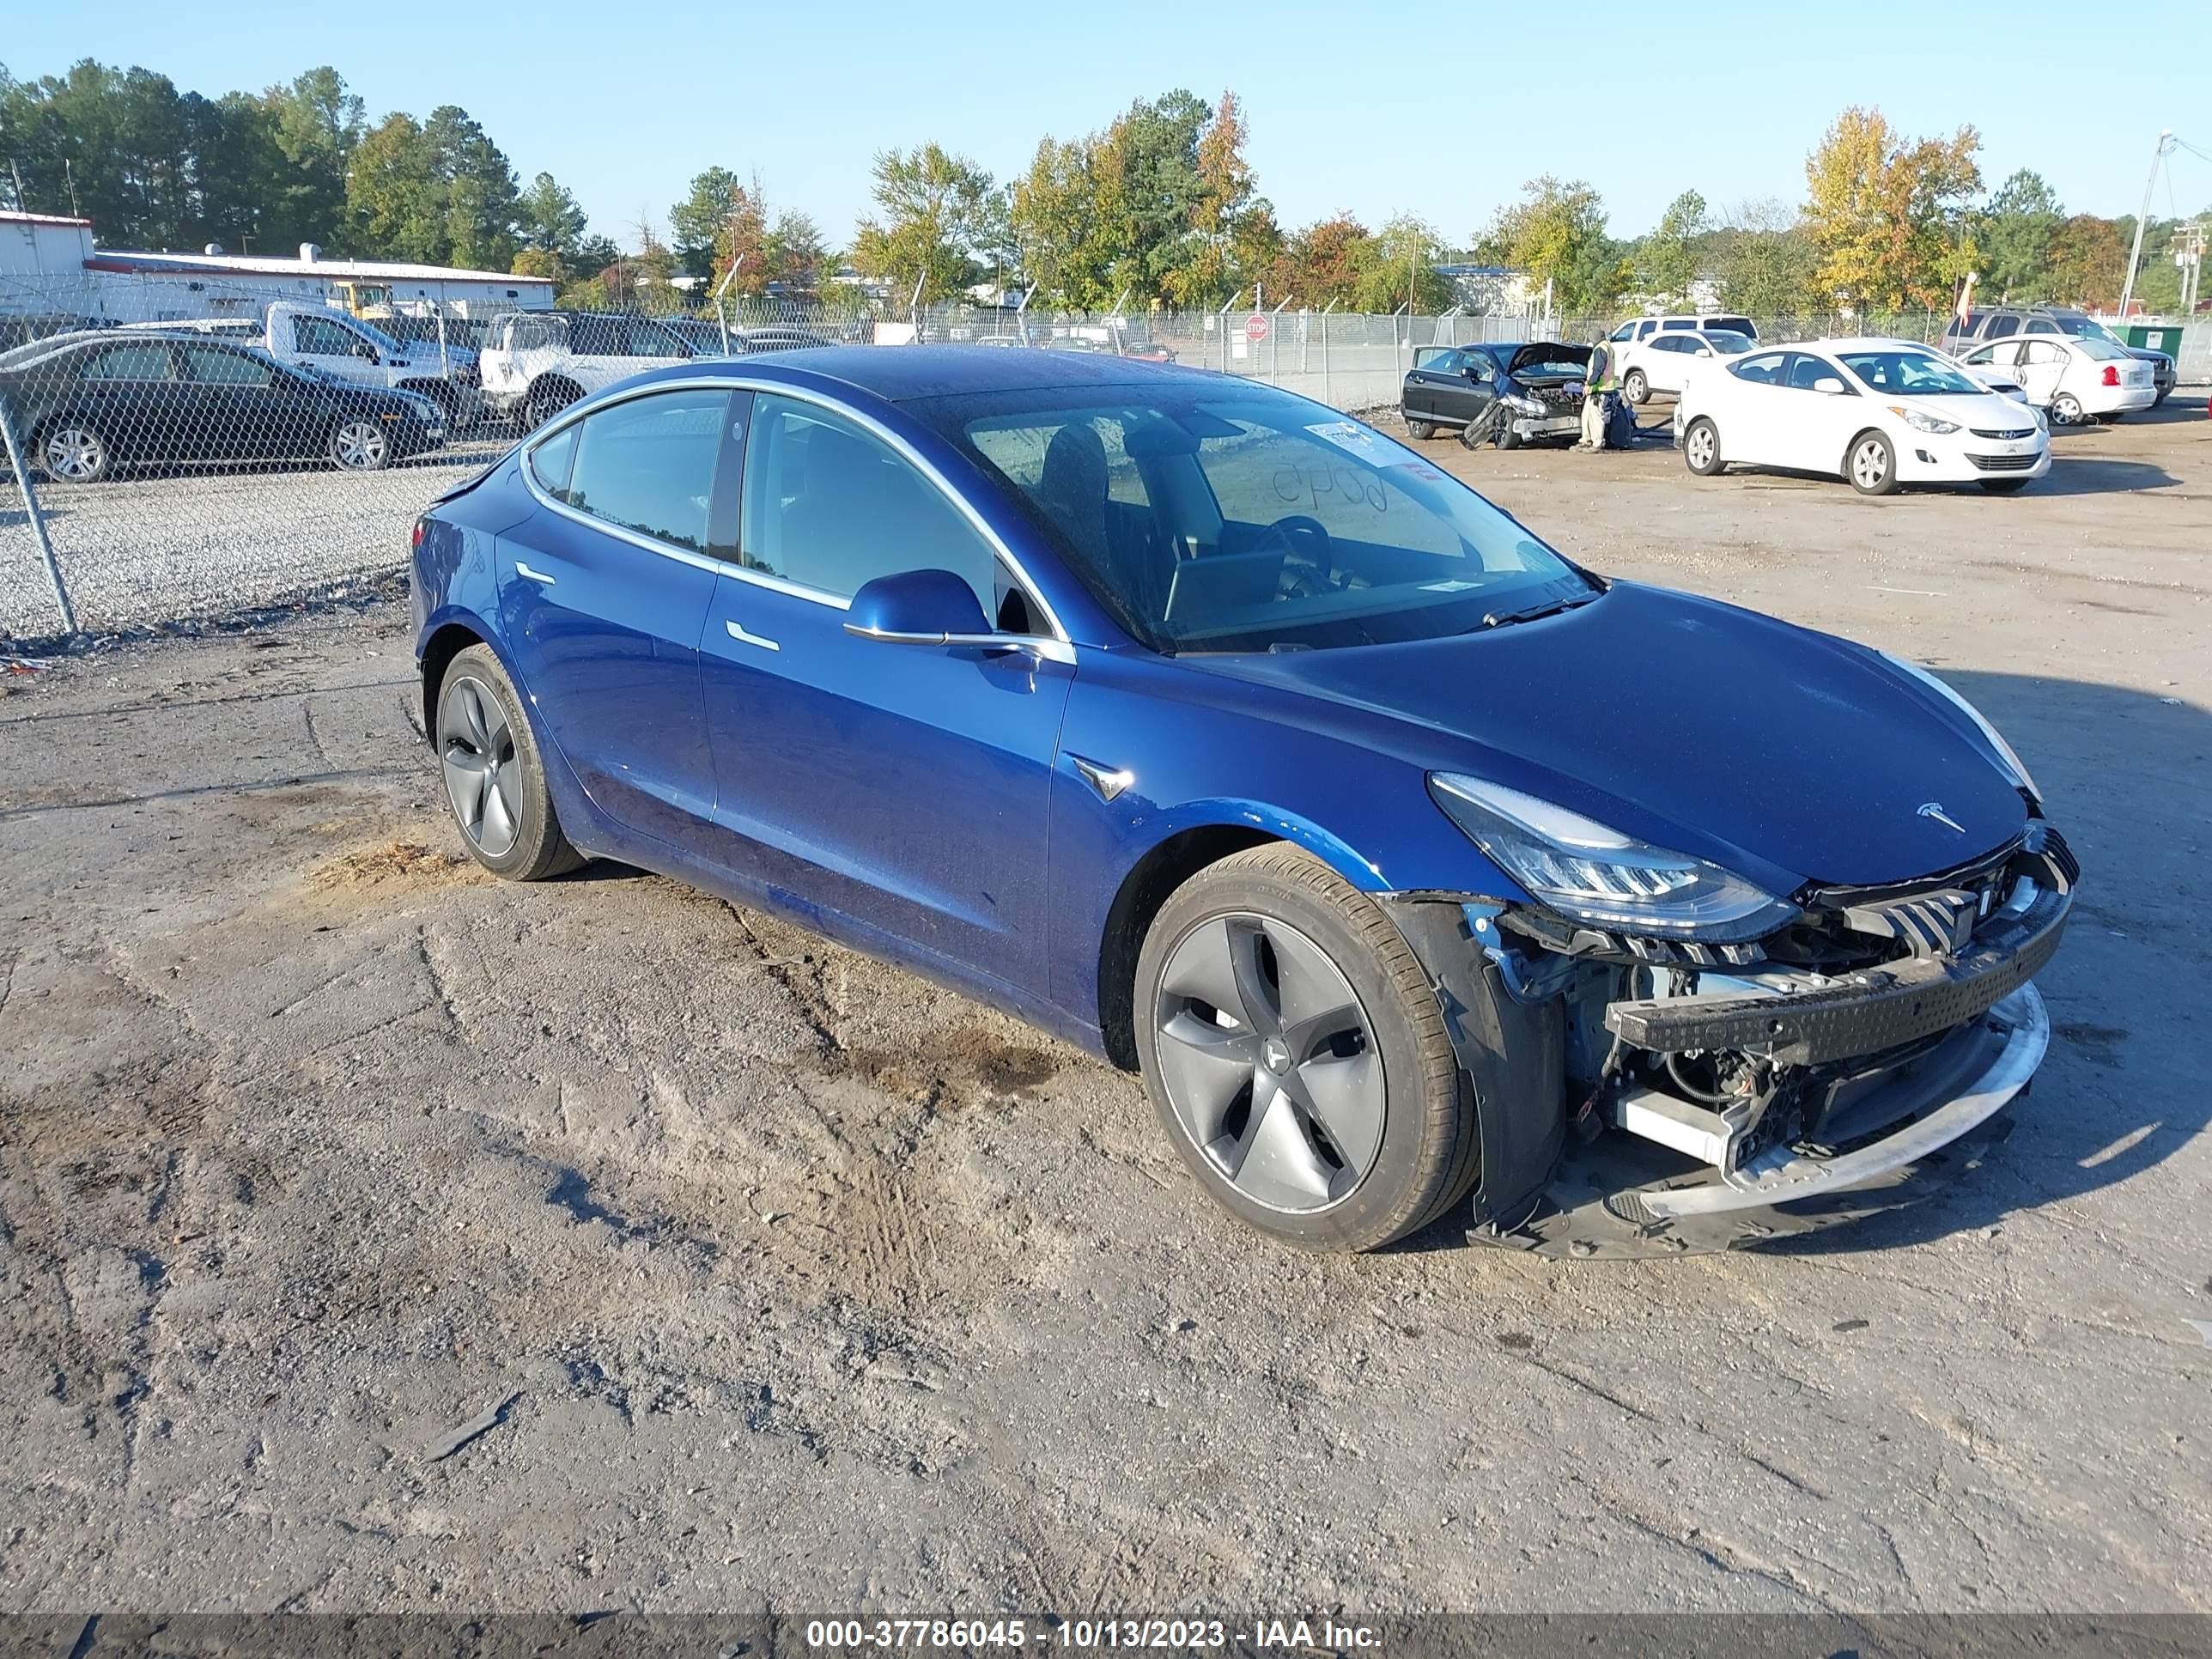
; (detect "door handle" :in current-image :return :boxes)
[726,618,780,652]
[514,561,556,585]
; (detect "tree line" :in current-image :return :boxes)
[3,58,2203,319]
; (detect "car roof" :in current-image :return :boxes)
[693,343,1215,402]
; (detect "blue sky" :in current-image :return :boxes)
[9,0,2212,249]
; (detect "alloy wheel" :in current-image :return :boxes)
[1152,912,1384,1214]
[2051,394,2083,427]
[332,419,389,470]
[43,425,106,481]
[1686,424,1717,471]
[439,676,520,858]
[1851,437,1889,490]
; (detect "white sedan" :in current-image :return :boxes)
[1617,327,1754,404]
[1675,337,2051,495]
[1954,333,2157,425]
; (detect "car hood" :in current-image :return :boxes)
[1508,343,1591,377]
[1890,391,2038,426]
[1183,582,2029,892]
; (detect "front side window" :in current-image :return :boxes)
[1835,349,1982,395]
[294,316,363,356]
[926,386,1593,654]
[184,345,272,386]
[1785,353,1842,391]
[554,389,730,553]
[82,343,176,381]
[1731,351,1788,385]
[623,319,690,360]
[742,393,999,611]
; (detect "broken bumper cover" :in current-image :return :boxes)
[1601,884,2069,1067]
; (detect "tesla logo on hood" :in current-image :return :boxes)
[1917,801,1966,834]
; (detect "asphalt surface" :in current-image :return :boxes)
[0,400,2206,1616]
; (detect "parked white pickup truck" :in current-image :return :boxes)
[126,303,483,428]
[478,310,694,428]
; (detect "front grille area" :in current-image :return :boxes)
[1968,453,2038,471]
[1970,427,2036,440]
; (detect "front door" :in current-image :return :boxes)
[495,386,733,847]
[696,391,1072,986]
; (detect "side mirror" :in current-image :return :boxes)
[844,568,995,646]
[1696,347,1713,358]
[1814,376,1846,395]
[352,341,379,362]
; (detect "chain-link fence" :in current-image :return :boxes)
[3,270,2209,645]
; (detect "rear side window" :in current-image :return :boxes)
[529,422,579,496]
[184,345,272,386]
[1985,316,2020,339]
[557,389,731,553]
[293,316,363,356]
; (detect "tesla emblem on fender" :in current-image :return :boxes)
[1917,801,1966,834]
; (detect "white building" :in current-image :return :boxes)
[0,212,554,322]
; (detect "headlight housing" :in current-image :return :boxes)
[1877,653,2041,802]
[1501,392,1544,415]
[1427,775,1800,942]
[1891,405,1960,434]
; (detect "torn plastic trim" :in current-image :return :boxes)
[1640,983,2047,1218]
[1601,882,2068,1067]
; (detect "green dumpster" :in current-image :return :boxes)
[2120,323,2181,353]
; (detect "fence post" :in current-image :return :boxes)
[0,402,76,636]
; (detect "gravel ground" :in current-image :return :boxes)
[0,401,2206,1617]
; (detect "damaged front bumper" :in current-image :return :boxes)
[1384,829,2075,1257]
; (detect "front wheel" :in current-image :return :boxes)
[40,421,112,483]
[1134,845,1474,1253]
[435,645,584,881]
[1847,429,1898,495]
[329,416,391,471]
[1622,368,1649,404]
[1682,416,1723,476]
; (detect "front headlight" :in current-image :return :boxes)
[1891,405,1960,434]
[1427,775,1800,942]
[1876,653,2041,803]
[1501,392,1544,415]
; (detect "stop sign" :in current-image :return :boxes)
[1245,313,1270,343]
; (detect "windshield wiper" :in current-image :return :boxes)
[1474,591,1601,631]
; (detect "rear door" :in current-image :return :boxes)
[70,340,195,463]
[2014,339,2067,405]
[696,389,1072,983]
[496,386,732,846]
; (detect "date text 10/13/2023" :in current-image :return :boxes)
[803,1618,1382,1650]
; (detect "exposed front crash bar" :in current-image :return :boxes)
[1639,983,2048,1218]
[1602,884,2069,1066]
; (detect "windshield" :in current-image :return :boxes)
[1512,351,1590,379]
[2051,314,2124,347]
[921,385,1594,653]
[1701,331,1753,355]
[1836,349,1983,396]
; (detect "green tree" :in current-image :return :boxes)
[257,67,362,251]
[422,105,520,270]
[1352,216,1453,313]
[2045,214,2127,307]
[1269,214,1373,309]
[1979,168,2061,300]
[1475,176,1628,312]
[1708,198,1820,315]
[517,171,586,259]
[850,143,1002,304]
[344,112,443,261]
[670,167,743,280]
[1802,106,1981,308]
[1637,189,1709,301]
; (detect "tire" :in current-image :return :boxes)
[1846,429,1898,495]
[2050,392,2085,427]
[434,644,584,882]
[526,380,580,429]
[1495,423,1522,451]
[1133,845,1472,1253]
[1682,416,1723,476]
[1979,478,2031,494]
[1622,368,1649,405]
[38,420,112,483]
[2152,387,2170,409]
[1405,418,1437,441]
[329,416,392,471]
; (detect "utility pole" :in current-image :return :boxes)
[2119,131,2176,318]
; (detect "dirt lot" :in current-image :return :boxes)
[1,401,2207,1616]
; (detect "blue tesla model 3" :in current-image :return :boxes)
[410,346,2075,1255]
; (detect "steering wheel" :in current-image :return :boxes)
[1260,514,1339,597]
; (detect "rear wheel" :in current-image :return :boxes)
[39,421,112,483]
[1682,416,1723,476]
[526,379,580,429]
[1134,846,1474,1253]
[1847,429,1898,495]
[2050,392,2085,427]
[1622,368,1649,404]
[435,644,584,881]
[1405,417,1437,441]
